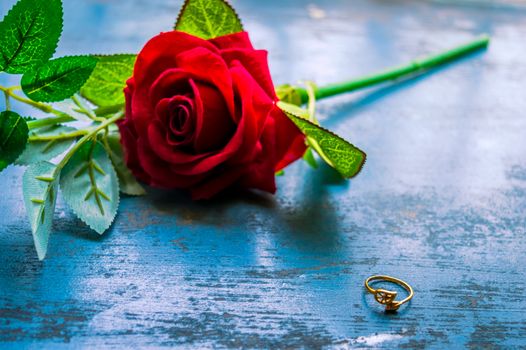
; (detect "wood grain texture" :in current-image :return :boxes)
[1,0,526,348]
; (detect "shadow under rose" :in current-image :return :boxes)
[144,184,276,212]
[275,163,352,254]
[134,161,351,256]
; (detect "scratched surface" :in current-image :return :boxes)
[1,0,526,348]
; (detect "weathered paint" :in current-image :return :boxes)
[1,0,526,348]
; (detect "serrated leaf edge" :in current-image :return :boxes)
[91,53,136,59]
[174,0,244,34]
[61,142,120,235]
[23,162,59,260]
[31,173,57,230]
[278,102,367,178]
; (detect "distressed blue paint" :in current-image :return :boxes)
[1,0,526,348]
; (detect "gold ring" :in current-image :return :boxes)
[365,275,414,311]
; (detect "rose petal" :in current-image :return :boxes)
[120,83,151,183]
[221,49,277,100]
[227,62,275,163]
[168,104,192,138]
[209,31,254,50]
[190,166,247,200]
[192,121,277,199]
[154,96,195,147]
[155,96,193,125]
[130,87,156,138]
[149,69,193,108]
[175,47,236,119]
[270,106,307,171]
[147,118,245,176]
[193,82,235,153]
[134,31,219,88]
[136,137,206,188]
[236,121,277,194]
[147,121,211,165]
[118,119,151,184]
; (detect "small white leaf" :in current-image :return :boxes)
[60,141,119,234]
[22,161,59,260]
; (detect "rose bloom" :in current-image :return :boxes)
[118,31,306,199]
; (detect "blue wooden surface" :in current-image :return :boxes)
[1,0,526,348]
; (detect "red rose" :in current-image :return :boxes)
[118,31,306,199]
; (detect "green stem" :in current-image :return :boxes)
[3,91,10,111]
[26,115,77,130]
[297,35,490,103]
[0,85,54,113]
[0,84,78,128]
[72,94,105,122]
[57,112,124,169]
[94,104,125,117]
[29,129,89,142]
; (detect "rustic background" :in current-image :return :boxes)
[1,0,525,348]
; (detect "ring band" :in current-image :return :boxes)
[365,275,414,311]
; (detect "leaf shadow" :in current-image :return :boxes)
[0,224,44,276]
[275,163,352,253]
[53,210,116,242]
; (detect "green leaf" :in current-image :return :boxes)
[21,56,98,102]
[22,161,59,260]
[0,111,29,172]
[60,141,119,234]
[103,132,146,196]
[175,0,243,39]
[0,0,63,74]
[80,54,136,107]
[278,101,366,178]
[16,124,78,165]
